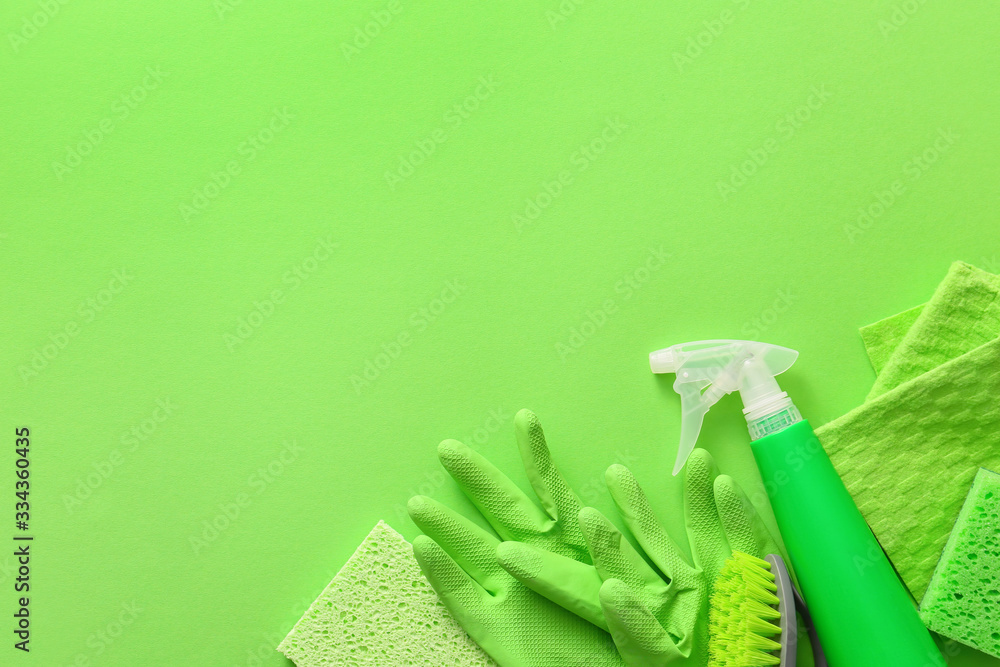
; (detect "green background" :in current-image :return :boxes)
[1,0,998,664]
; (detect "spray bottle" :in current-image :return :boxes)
[650,340,944,667]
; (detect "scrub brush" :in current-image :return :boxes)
[707,552,827,667]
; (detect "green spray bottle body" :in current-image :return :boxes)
[651,340,944,666]
[752,419,942,666]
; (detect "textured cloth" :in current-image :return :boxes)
[817,262,1000,600]
[919,468,1000,659]
[868,262,1000,398]
[859,304,925,376]
[277,521,497,666]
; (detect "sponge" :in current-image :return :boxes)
[277,521,497,666]
[919,468,1000,658]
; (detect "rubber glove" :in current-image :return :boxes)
[407,497,623,666]
[408,409,623,666]
[498,449,782,666]
[410,409,782,665]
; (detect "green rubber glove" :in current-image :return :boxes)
[498,449,782,666]
[407,497,623,666]
[409,409,784,666]
[408,408,623,666]
[434,409,593,559]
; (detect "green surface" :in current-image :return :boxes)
[0,0,998,664]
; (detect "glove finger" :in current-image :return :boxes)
[438,439,553,542]
[515,409,584,527]
[412,535,488,619]
[605,464,695,583]
[599,579,681,667]
[497,540,608,630]
[683,448,729,575]
[579,507,666,592]
[407,495,506,593]
[713,474,782,558]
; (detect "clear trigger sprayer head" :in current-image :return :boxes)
[649,340,802,475]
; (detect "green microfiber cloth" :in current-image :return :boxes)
[867,261,1000,398]
[858,303,925,375]
[919,467,1000,658]
[817,261,1000,600]
[277,521,497,667]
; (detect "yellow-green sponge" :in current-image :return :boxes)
[278,521,497,666]
[919,468,1000,658]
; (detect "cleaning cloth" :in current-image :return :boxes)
[277,521,497,667]
[816,261,1000,599]
[919,467,1000,659]
[866,261,1000,399]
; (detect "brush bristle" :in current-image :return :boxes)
[707,552,783,666]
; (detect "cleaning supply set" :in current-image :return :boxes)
[277,260,1000,666]
[649,339,942,665]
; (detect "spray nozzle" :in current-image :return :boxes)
[650,340,800,475]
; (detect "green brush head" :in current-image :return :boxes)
[707,551,783,666]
